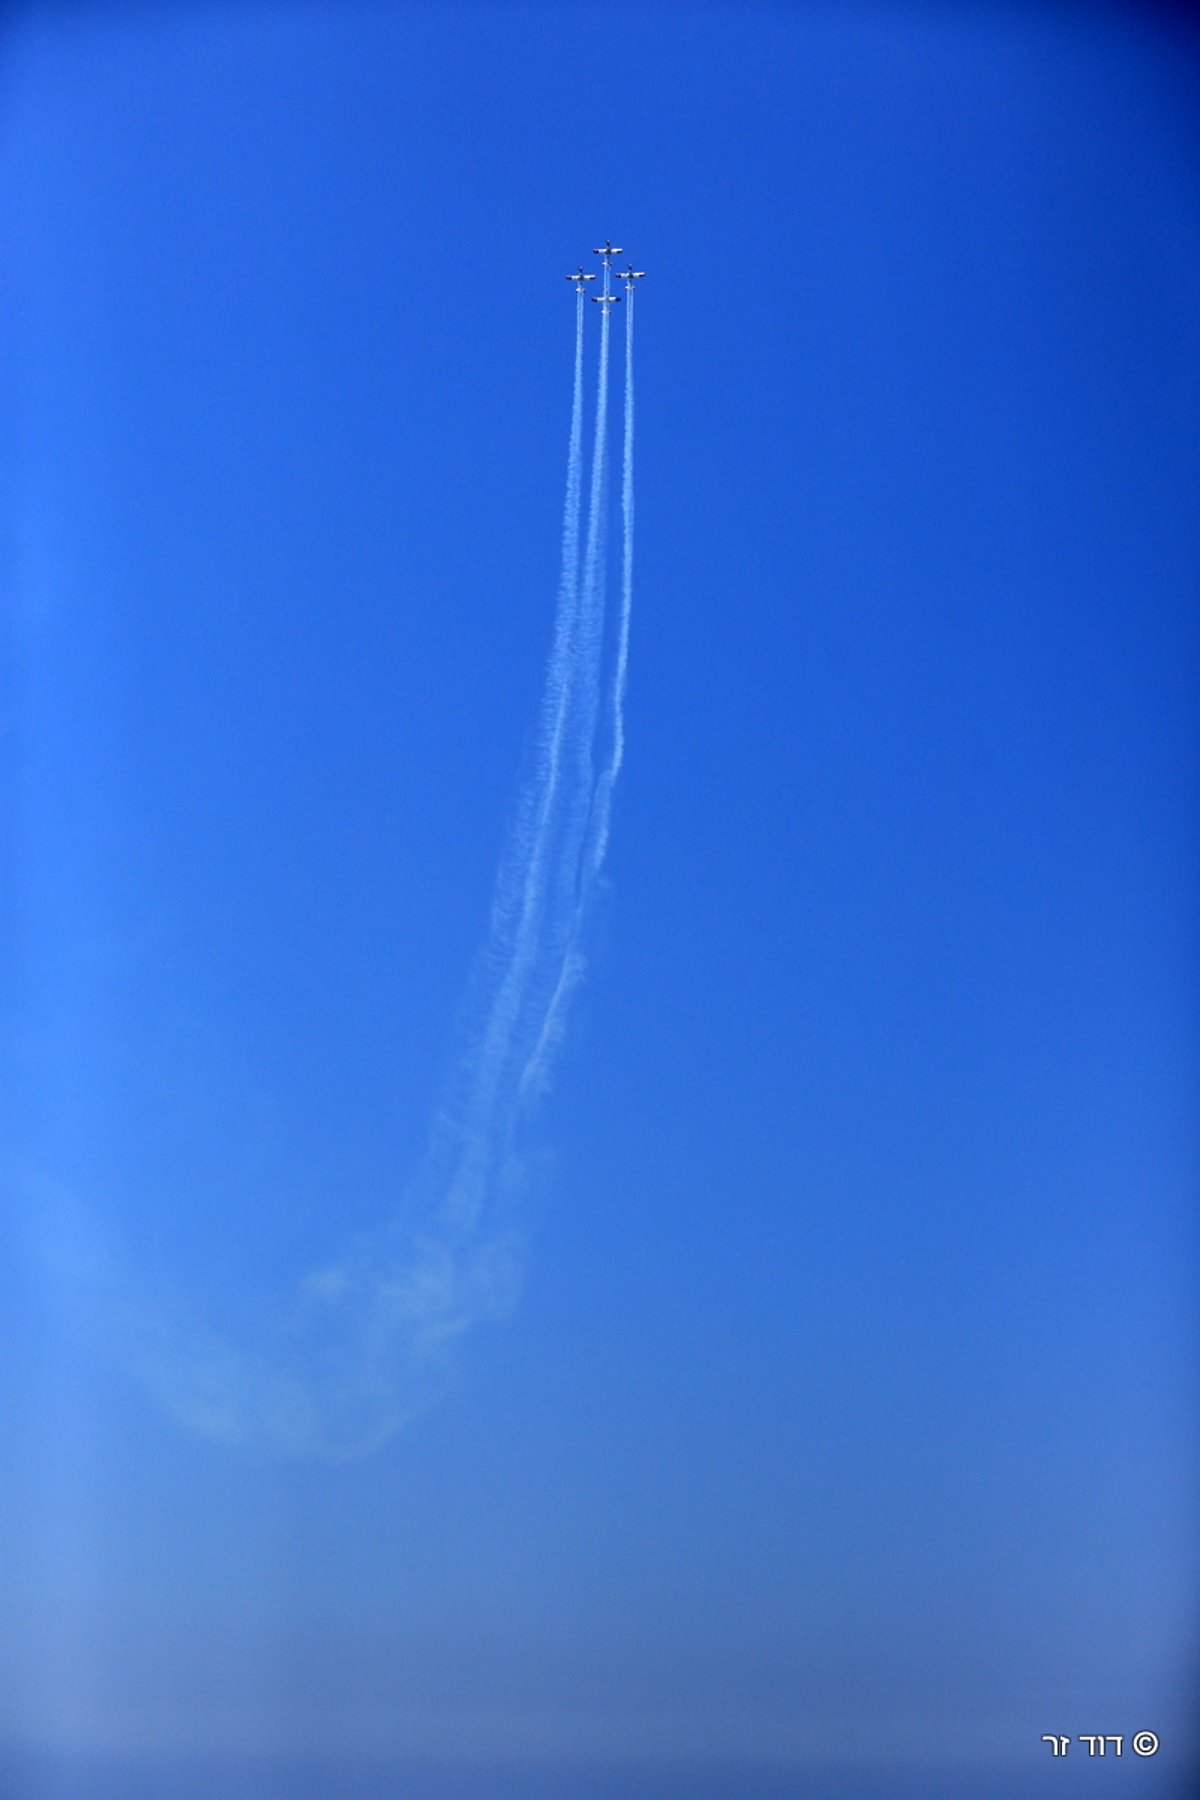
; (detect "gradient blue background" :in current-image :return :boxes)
[3,1,1198,1793]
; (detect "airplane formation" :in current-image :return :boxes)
[565,241,646,306]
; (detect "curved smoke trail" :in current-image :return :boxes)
[63,274,635,1459]
[433,287,589,1234]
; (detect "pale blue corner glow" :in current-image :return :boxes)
[2,2,1198,1795]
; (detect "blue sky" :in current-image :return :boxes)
[3,1,1199,1793]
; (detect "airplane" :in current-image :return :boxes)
[617,266,646,287]
[565,265,597,286]
[591,291,622,308]
[592,240,624,262]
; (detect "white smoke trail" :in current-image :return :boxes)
[502,286,587,944]
[52,272,636,1460]
[519,284,634,1096]
[433,288,589,1233]
[309,280,622,1441]
[589,282,635,875]
[576,292,613,767]
[515,292,614,1100]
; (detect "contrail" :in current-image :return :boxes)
[289,274,613,1443]
[516,283,615,1100]
[518,280,634,1096]
[62,257,639,1460]
[553,275,613,897]
[589,280,635,876]
[435,286,589,1229]
[577,283,613,768]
